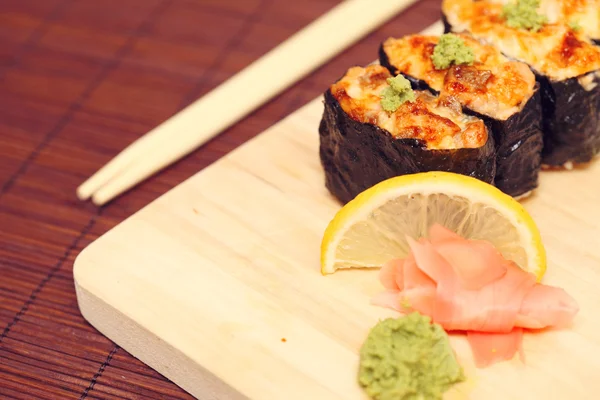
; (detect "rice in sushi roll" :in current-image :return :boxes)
[318,64,496,204]
[379,32,543,197]
[442,0,600,167]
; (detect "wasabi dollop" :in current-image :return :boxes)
[502,0,548,32]
[569,20,582,32]
[358,312,465,400]
[380,75,415,112]
[431,34,475,70]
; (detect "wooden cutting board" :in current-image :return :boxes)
[74,22,600,400]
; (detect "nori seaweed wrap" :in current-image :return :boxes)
[534,72,600,165]
[441,0,600,167]
[318,65,496,204]
[379,33,544,197]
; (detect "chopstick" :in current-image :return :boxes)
[76,0,419,206]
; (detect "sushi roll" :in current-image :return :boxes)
[318,64,496,204]
[442,0,600,167]
[379,32,543,197]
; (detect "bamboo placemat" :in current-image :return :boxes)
[0,0,441,398]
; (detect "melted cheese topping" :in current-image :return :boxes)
[442,0,600,80]
[383,33,536,120]
[538,0,599,40]
[486,0,600,40]
[330,65,488,149]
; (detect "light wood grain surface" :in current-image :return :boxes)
[74,21,600,399]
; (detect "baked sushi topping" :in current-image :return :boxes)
[487,0,600,41]
[442,61,537,120]
[382,33,536,120]
[431,33,475,69]
[442,0,600,80]
[330,65,488,150]
[536,0,600,41]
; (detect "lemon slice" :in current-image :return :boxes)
[320,171,546,281]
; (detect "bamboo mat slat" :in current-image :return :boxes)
[0,0,441,398]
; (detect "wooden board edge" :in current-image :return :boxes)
[73,277,249,400]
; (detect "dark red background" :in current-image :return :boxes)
[0,1,440,398]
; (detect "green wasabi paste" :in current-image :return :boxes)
[502,0,548,32]
[358,312,466,400]
[380,75,415,112]
[431,34,475,70]
[569,20,582,32]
